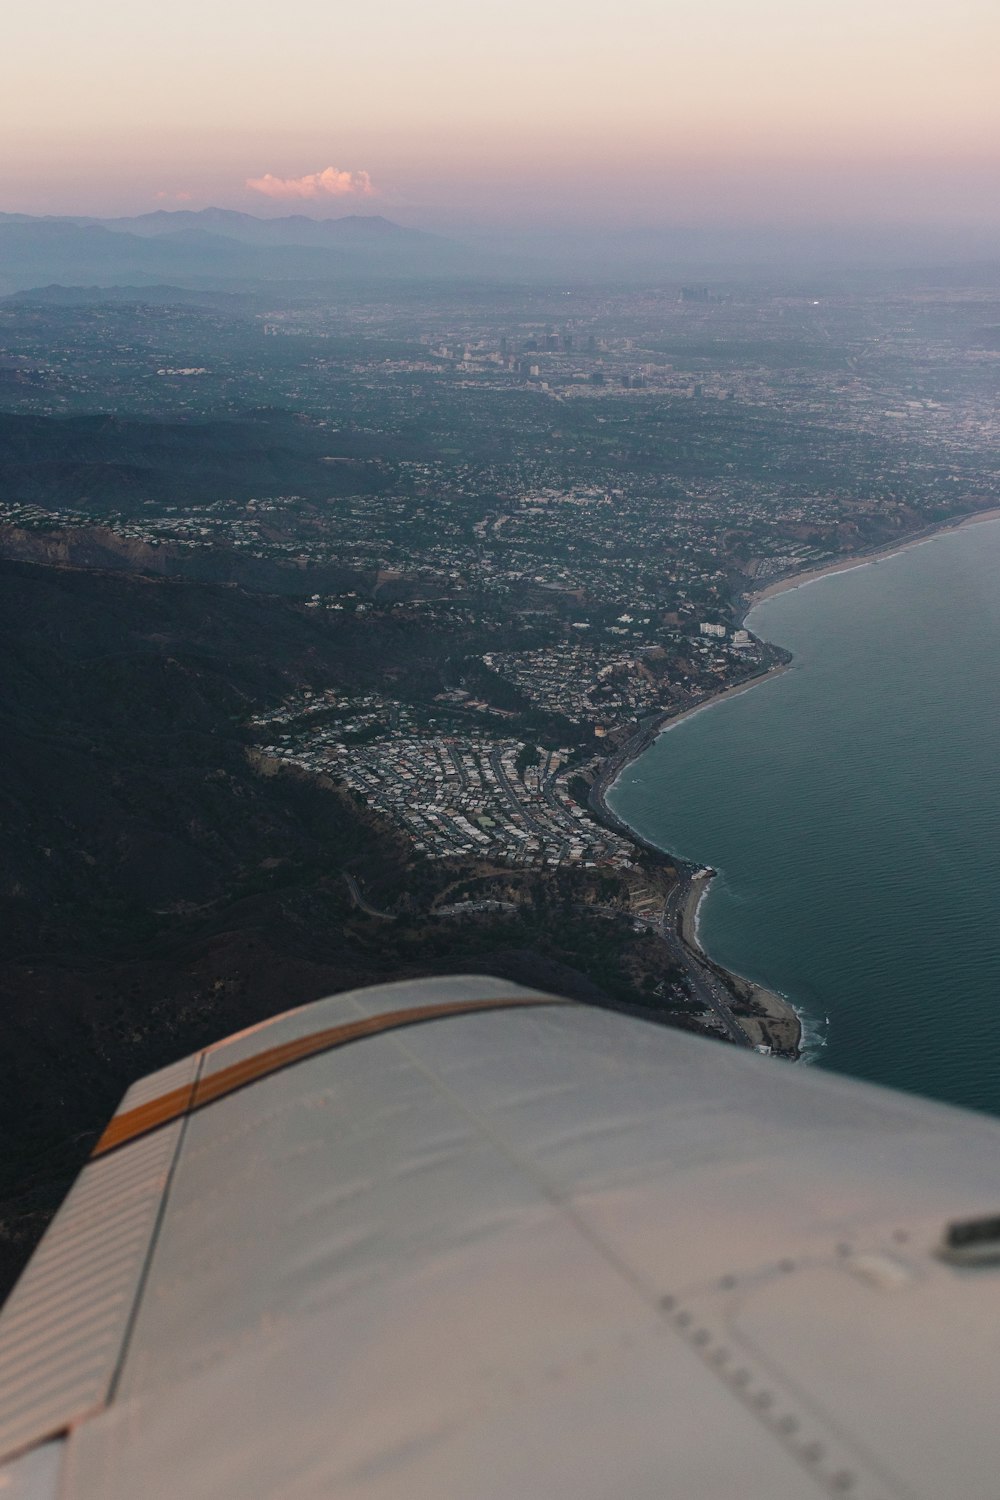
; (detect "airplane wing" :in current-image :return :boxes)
[1,974,999,1499]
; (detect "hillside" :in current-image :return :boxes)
[0,559,686,1298]
[0,409,403,512]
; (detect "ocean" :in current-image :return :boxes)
[607,518,1000,1117]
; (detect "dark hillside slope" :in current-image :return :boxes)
[0,409,409,513]
[0,561,631,1297]
[0,523,369,595]
[1,565,410,1230]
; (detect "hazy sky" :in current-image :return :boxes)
[3,0,999,228]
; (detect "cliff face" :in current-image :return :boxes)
[0,524,174,573]
[0,524,369,594]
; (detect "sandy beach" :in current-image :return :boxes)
[589,670,804,1057]
[749,504,1000,607]
[678,875,802,1057]
[653,662,791,737]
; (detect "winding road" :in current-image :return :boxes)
[342,872,393,920]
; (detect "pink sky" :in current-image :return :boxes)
[3,0,999,229]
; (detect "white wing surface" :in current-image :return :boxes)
[1,974,1000,1499]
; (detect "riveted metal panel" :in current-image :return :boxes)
[8,979,1000,1499]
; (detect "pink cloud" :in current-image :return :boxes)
[246,167,375,201]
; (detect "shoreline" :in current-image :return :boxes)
[587,667,803,1058]
[746,503,1000,610]
[677,872,803,1058]
[587,501,1000,1063]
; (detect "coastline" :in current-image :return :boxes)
[587,666,802,1058]
[587,501,1000,1064]
[747,503,1000,609]
[678,874,802,1058]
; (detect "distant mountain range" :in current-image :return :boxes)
[0,210,486,295]
[3,207,999,299]
[91,209,429,247]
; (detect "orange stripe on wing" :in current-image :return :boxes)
[91,1081,198,1157]
[91,995,568,1159]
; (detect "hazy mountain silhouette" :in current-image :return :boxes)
[0,211,484,294]
[95,209,432,248]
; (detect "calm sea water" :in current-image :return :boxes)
[608,519,1000,1117]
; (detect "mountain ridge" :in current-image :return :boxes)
[0,210,479,294]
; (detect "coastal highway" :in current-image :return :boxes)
[659,876,756,1047]
[625,905,754,1049]
[669,925,755,1048]
[586,735,757,1049]
[584,889,755,1050]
